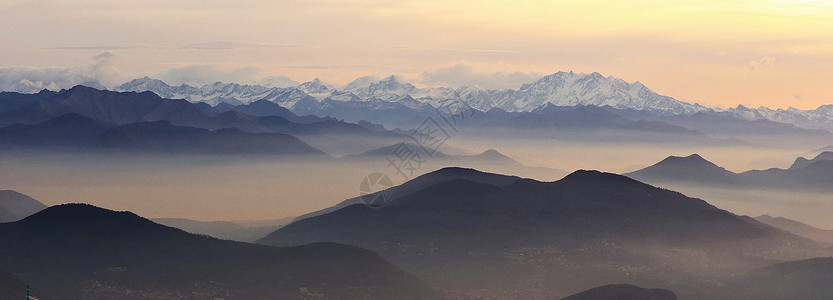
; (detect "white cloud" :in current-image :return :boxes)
[748,56,776,72]
[0,52,120,93]
[152,65,263,87]
[418,62,542,90]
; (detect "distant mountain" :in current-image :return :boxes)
[625,154,737,185]
[627,154,833,192]
[561,284,678,300]
[478,71,709,114]
[113,73,833,132]
[211,99,325,123]
[724,104,833,131]
[0,85,211,128]
[152,218,288,243]
[0,190,47,223]
[0,204,436,299]
[0,113,110,148]
[790,151,833,169]
[0,89,59,114]
[0,86,404,154]
[94,120,327,155]
[261,167,822,298]
[712,257,833,300]
[478,105,704,137]
[755,215,833,245]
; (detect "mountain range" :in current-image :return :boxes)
[259,167,828,299]
[626,152,833,191]
[0,86,408,155]
[114,72,833,131]
[0,203,436,299]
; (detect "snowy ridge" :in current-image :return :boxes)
[116,72,833,129]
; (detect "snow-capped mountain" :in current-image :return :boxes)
[118,77,281,106]
[723,104,833,130]
[466,71,711,115]
[115,72,833,130]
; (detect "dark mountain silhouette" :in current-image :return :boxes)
[94,120,327,155]
[0,204,436,299]
[482,105,703,135]
[0,113,110,147]
[0,86,211,128]
[0,87,400,147]
[255,114,403,138]
[292,167,520,221]
[0,89,58,114]
[625,154,737,185]
[560,284,678,300]
[261,168,823,298]
[215,99,326,123]
[790,151,833,169]
[0,190,47,223]
[627,154,833,192]
[736,160,833,192]
[713,257,833,300]
[756,215,833,245]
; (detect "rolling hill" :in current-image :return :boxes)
[0,204,436,299]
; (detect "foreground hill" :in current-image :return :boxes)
[0,204,435,299]
[560,284,678,300]
[0,190,47,223]
[260,167,826,298]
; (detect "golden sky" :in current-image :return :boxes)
[2,0,832,109]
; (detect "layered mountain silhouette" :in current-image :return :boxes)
[756,215,833,245]
[625,154,737,185]
[790,151,833,169]
[626,153,833,191]
[94,120,327,155]
[0,190,46,223]
[560,284,678,300]
[0,204,435,299]
[0,86,401,152]
[292,167,521,221]
[261,167,824,298]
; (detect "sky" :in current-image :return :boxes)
[1,0,833,109]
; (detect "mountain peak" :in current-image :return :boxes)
[625,154,737,184]
[561,170,640,185]
[790,151,833,169]
[17,203,155,231]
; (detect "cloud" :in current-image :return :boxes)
[181,41,299,50]
[0,52,121,93]
[153,64,264,86]
[45,45,143,51]
[418,63,542,90]
[748,56,776,72]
